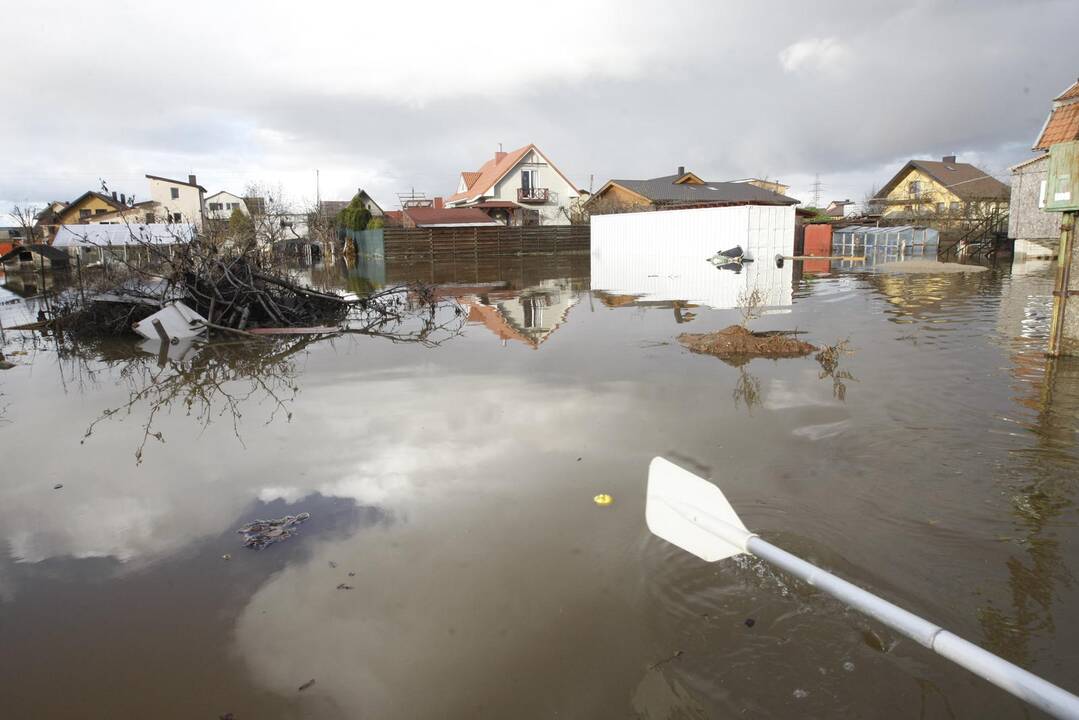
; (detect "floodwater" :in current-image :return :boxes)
[1,251,1077,719]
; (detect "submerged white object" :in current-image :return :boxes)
[132,301,207,341]
[646,457,752,562]
[645,457,1079,720]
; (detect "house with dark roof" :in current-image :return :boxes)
[586,167,800,215]
[1007,77,1079,258]
[0,244,70,272]
[445,144,581,226]
[55,191,130,227]
[872,156,1010,221]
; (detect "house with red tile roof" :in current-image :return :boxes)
[445,144,582,226]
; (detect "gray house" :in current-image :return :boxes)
[1008,78,1079,259]
[1008,155,1059,258]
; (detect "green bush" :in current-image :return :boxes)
[366,216,384,230]
[337,193,372,232]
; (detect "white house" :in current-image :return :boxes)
[444,144,581,226]
[204,190,249,221]
[146,174,206,228]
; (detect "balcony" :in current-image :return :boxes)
[517,187,550,204]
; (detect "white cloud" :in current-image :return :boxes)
[778,37,850,74]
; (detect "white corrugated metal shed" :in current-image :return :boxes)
[53,223,195,248]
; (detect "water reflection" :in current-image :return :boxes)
[591,243,794,312]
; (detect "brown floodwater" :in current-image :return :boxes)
[0,252,1077,719]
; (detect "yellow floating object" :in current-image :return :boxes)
[593,493,614,506]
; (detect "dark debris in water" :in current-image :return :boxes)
[298,679,316,692]
[237,512,311,549]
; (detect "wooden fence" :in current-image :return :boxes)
[380,225,589,260]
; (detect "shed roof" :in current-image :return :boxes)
[53,223,196,247]
[0,244,70,264]
[403,207,499,227]
[601,174,799,205]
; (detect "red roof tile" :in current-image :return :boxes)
[461,171,481,189]
[1055,80,1079,102]
[1035,103,1079,150]
[403,207,499,226]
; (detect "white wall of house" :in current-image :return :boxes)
[204,191,250,220]
[488,149,580,225]
[148,177,205,228]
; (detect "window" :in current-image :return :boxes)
[950,201,962,212]
[935,202,945,213]
[908,180,922,197]
[209,202,223,211]
[171,213,182,223]
[79,209,92,219]
[521,169,539,190]
[170,187,180,200]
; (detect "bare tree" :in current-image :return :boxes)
[8,205,42,245]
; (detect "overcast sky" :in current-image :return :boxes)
[2,0,1078,217]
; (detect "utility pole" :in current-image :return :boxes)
[315,169,321,209]
[811,174,823,208]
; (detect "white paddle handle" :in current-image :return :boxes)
[746,536,1079,720]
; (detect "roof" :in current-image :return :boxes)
[1055,79,1079,102]
[145,174,207,192]
[1034,102,1079,150]
[404,207,499,227]
[875,159,1010,201]
[1010,153,1050,172]
[205,190,245,201]
[599,174,800,205]
[446,144,580,204]
[62,190,126,214]
[447,145,533,204]
[0,244,69,264]
[53,223,196,247]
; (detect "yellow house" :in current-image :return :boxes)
[55,191,128,226]
[873,156,1010,220]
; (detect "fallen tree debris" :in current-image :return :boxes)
[678,325,817,361]
[237,512,311,549]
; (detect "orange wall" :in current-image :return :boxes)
[804,224,832,256]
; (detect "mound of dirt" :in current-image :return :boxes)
[678,325,817,362]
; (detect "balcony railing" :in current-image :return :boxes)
[517,187,549,204]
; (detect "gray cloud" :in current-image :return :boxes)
[2,0,1077,213]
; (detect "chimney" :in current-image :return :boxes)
[188,174,197,186]
[495,150,507,164]
[434,197,444,209]
[111,191,118,200]
[678,166,685,176]
[942,155,956,164]
[120,193,126,205]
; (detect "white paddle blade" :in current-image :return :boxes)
[646,457,752,562]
